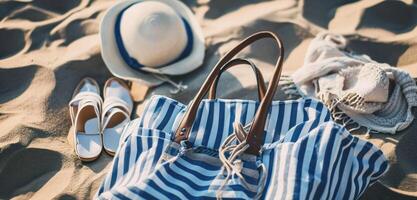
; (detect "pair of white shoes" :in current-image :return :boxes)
[68,77,133,161]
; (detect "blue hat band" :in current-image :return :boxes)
[114,2,194,71]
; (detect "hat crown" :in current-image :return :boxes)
[120,1,188,67]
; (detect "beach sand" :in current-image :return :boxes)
[0,0,416,199]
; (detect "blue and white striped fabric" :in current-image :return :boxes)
[96,95,389,199]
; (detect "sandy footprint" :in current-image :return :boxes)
[380,121,417,193]
[329,0,417,37]
[57,18,99,46]
[357,1,417,34]
[0,148,62,199]
[346,35,410,67]
[301,0,358,28]
[204,0,272,19]
[0,65,39,104]
[0,28,26,59]
[5,5,58,22]
[0,1,25,20]
[31,0,81,15]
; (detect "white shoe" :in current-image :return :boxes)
[69,78,103,161]
[102,77,133,156]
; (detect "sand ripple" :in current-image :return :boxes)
[0,0,416,199]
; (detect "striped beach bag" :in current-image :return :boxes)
[96,32,389,199]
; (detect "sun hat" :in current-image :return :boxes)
[100,0,205,86]
[284,32,417,135]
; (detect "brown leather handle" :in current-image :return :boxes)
[174,31,284,155]
[208,58,266,100]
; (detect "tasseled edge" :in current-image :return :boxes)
[341,93,366,108]
[319,92,379,138]
[280,75,302,99]
[281,76,378,138]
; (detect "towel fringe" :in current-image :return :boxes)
[319,91,380,138]
[280,76,302,99]
[280,78,380,138]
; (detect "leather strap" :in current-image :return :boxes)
[208,58,266,100]
[174,31,284,155]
